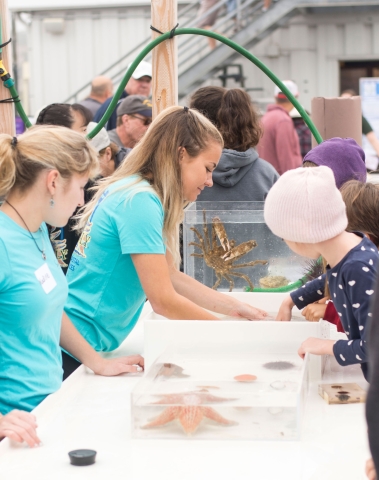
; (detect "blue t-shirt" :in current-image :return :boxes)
[65,176,165,352]
[290,234,378,379]
[0,212,67,414]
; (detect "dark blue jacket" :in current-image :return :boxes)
[290,233,378,380]
[94,91,128,131]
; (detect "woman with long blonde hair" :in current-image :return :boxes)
[0,126,143,447]
[64,106,268,375]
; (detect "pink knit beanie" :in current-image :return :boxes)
[264,166,348,243]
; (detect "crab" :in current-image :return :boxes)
[49,227,68,267]
[189,210,268,291]
[143,390,237,435]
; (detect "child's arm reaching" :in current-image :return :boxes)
[290,275,327,310]
[332,261,375,369]
[333,334,368,366]
[277,275,326,321]
[301,297,328,322]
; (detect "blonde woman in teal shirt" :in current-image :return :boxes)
[64,106,268,375]
[0,126,143,447]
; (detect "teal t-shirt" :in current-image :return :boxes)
[65,176,165,352]
[0,212,67,414]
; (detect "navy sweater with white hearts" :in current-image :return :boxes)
[290,234,378,380]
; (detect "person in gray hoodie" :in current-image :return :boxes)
[190,86,279,201]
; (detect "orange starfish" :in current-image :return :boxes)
[152,390,234,405]
[142,405,237,434]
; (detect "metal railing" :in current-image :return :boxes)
[177,0,263,76]
[63,0,263,103]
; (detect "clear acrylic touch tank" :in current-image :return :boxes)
[131,348,309,440]
[183,202,308,292]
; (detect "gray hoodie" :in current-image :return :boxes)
[198,147,279,202]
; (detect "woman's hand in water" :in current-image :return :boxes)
[93,354,144,376]
[228,301,268,320]
[276,295,295,321]
[0,410,41,447]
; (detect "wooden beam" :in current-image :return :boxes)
[151,0,178,118]
[0,0,15,135]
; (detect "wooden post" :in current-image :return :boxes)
[0,0,14,135]
[151,0,178,118]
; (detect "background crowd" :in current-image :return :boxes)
[1,59,379,480]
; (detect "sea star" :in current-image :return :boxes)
[151,390,235,405]
[156,363,189,378]
[142,405,237,434]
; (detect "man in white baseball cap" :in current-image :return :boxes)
[273,79,299,99]
[93,60,152,131]
[257,80,302,175]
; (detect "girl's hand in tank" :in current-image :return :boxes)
[229,301,268,320]
[93,354,144,376]
[298,338,335,359]
[365,458,377,480]
[276,296,295,321]
[301,301,327,322]
[0,410,41,447]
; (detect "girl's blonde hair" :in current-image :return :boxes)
[0,125,99,198]
[77,106,224,262]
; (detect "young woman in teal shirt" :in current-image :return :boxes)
[64,106,268,375]
[0,126,143,446]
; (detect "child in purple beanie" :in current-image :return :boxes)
[264,166,378,381]
[303,137,366,188]
[299,137,368,324]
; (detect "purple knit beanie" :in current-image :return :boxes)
[303,137,366,189]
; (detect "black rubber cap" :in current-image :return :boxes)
[68,449,97,466]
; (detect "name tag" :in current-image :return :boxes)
[34,263,57,294]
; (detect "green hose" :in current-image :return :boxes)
[11,85,32,128]
[0,18,32,129]
[0,25,322,293]
[87,28,323,144]
[0,26,323,143]
[246,256,323,292]
[86,27,324,293]
[247,280,303,293]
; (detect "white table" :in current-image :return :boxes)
[0,314,371,480]
[367,172,379,184]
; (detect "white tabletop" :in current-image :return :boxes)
[367,173,379,184]
[0,315,371,480]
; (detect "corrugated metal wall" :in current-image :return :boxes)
[233,11,379,110]
[25,7,379,114]
[28,7,152,114]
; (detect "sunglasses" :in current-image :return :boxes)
[129,114,152,126]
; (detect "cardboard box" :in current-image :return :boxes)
[311,96,362,147]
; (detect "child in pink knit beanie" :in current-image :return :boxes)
[264,166,378,380]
